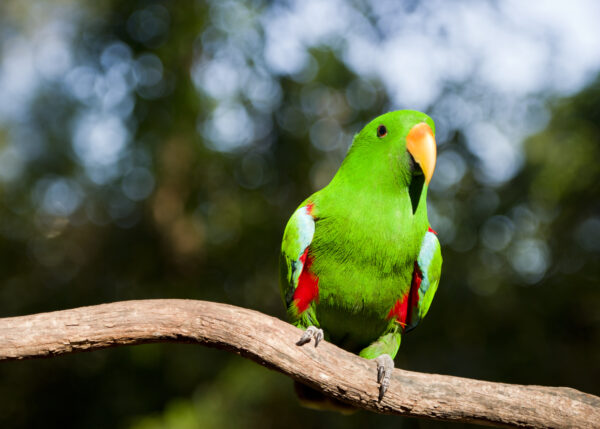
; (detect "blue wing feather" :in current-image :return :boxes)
[279,204,315,307]
[405,229,442,332]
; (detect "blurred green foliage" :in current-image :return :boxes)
[0,1,598,428]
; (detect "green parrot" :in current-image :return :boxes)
[279,110,442,402]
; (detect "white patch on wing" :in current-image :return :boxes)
[291,205,315,287]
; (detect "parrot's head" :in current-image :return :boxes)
[344,110,437,189]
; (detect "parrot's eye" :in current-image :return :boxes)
[377,125,387,138]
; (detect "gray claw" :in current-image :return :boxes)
[314,328,324,347]
[377,362,385,384]
[375,354,394,401]
[296,326,324,347]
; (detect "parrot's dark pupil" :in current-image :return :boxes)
[377,125,387,137]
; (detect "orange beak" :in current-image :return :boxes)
[406,122,437,185]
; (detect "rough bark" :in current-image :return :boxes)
[0,299,597,428]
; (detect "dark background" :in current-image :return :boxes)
[0,1,598,428]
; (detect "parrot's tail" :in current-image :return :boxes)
[293,381,357,415]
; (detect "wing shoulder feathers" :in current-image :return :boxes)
[404,228,442,332]
[416,229,442,320]
[279,203,316,306]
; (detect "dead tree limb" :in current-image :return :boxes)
[0,299,597,427]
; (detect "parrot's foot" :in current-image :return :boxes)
[296,326,324,347]
[375,354,394,401]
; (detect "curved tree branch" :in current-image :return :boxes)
[0,299,597,427]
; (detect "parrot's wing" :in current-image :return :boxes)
[279,203,316,315]
[405,228,442,332]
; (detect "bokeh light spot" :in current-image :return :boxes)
[509,238,550,284]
